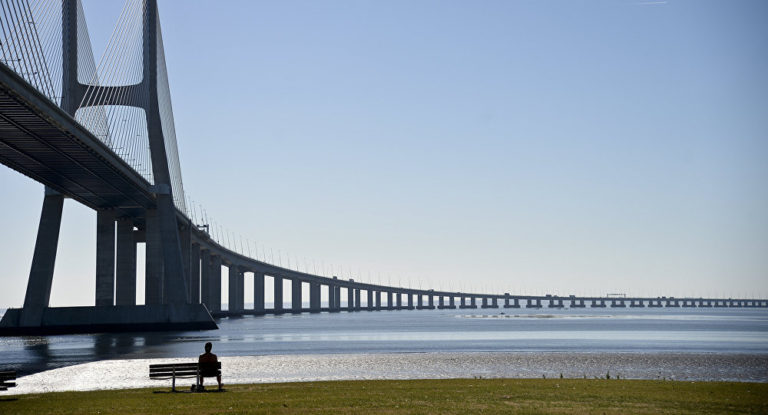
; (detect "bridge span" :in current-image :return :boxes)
[0,0,765,335]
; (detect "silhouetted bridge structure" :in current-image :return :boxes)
[0,0,765,335]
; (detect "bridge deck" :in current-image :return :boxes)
[0,64,155,218]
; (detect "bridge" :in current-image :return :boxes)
[0,0,765,335]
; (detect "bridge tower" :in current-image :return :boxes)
[18,0,190,328]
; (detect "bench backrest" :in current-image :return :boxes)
[149,362,221,379]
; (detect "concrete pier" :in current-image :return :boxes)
[407,293,414,309]
[253,272,265,314]
[115,218,136,306]
[354,289,361,311]
[387,291,394,310]
[310,282,321,312]
[200,250,211,308]
[630,299,645,307]
[526,298,542,308]
[292,279,302,313]
[273,275,283,312]
[570,299,586,308]
[209,256,222,312]
[333,282,341,311]
[188,243,200,304]
[19,190,64,327]
[95,210,115,306]
[367,290,374,311]
[427,294,434,309]
[610,299,626,308]
[396,292,402,309]
[375,291,382,310]
[449,296,456,308]
[591,299,606,308]
[144,209,162,305]
[347,282,354,311]
[548,298,564,308]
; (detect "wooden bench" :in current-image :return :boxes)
[0,370,17,392]
[149,362,221,392]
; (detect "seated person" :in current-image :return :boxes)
[198,342,223,390]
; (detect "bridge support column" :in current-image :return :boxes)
[387,292,394,310]
[375,291,382,310]
[20,189,64,326]
[396,292,402,309]
[333,281,341,311]
[228,265,239,312]
[200,250,211,307]
[115,218,137,306]
[273,276,283,312]
[449,296,455,308]
[354,288,361,311]
[491,297,498,308]
[179,225,191,303]
[253,272,265,314]
[188,243,200,304]
[327,283,336,312]
[417,294,423,309]
[591,299,606,308]
[428,294,434,309]
[470,297,477,308]
[95,210,116,306]
[347,282,354,311]
[209,256,222,312]
[407,293,414,309]
[367,290,374,311]
[438,296,445,308]
[292,279,302,313]
[310,282,321,313]
[145,209,163,305]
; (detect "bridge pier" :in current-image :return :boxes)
[375,291,382,310]
[273,275,283,313]
[407,293,414,309]
[387,291,394,310]
[327,282,335,312]
[570,299,586,308]
[427,294,435,309]
[591,299,606,308]
[610,299,626,308]
[548,298,564,308]
[526,298,541,308]
[354,288,361,311]
[481,297,490,308]
[144,209,163,305]
[665,299,680,307]
[209,256,222,312]
[200,250,211,307]
[95,210,116,306]
[310,282,321,313]
[115,218,137,306]
[19,189,64,327]
[292,279,302,313]
[438,296,445,309]
[333,282,341,311]
[253,272,265,314]
[346,280,354,311]
[187,243,200,305]
[504,297,521,308]
[448,296,456,308]
[682,300,696,308]
[417,294,424,309]
[630,299,644,307]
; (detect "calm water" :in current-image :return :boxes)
[2,307,767,378]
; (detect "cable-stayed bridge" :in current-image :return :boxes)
[0,0,765,335]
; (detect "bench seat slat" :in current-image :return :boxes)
[149,364,198,370]
[0,382,16,388]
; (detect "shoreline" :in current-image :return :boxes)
[6,351,768,395]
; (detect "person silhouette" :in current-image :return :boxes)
[198,342,222,390]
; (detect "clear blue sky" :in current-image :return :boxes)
[1,0,766,307]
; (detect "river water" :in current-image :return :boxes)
[2,307,767,392]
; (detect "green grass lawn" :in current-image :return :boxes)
[2,379,767,414]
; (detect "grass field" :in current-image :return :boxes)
[2,378,767,414]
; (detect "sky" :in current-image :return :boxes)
[0,0,766,307]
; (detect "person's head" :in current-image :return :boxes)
[205,342,212,353]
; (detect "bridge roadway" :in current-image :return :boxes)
[2,62,766,327]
